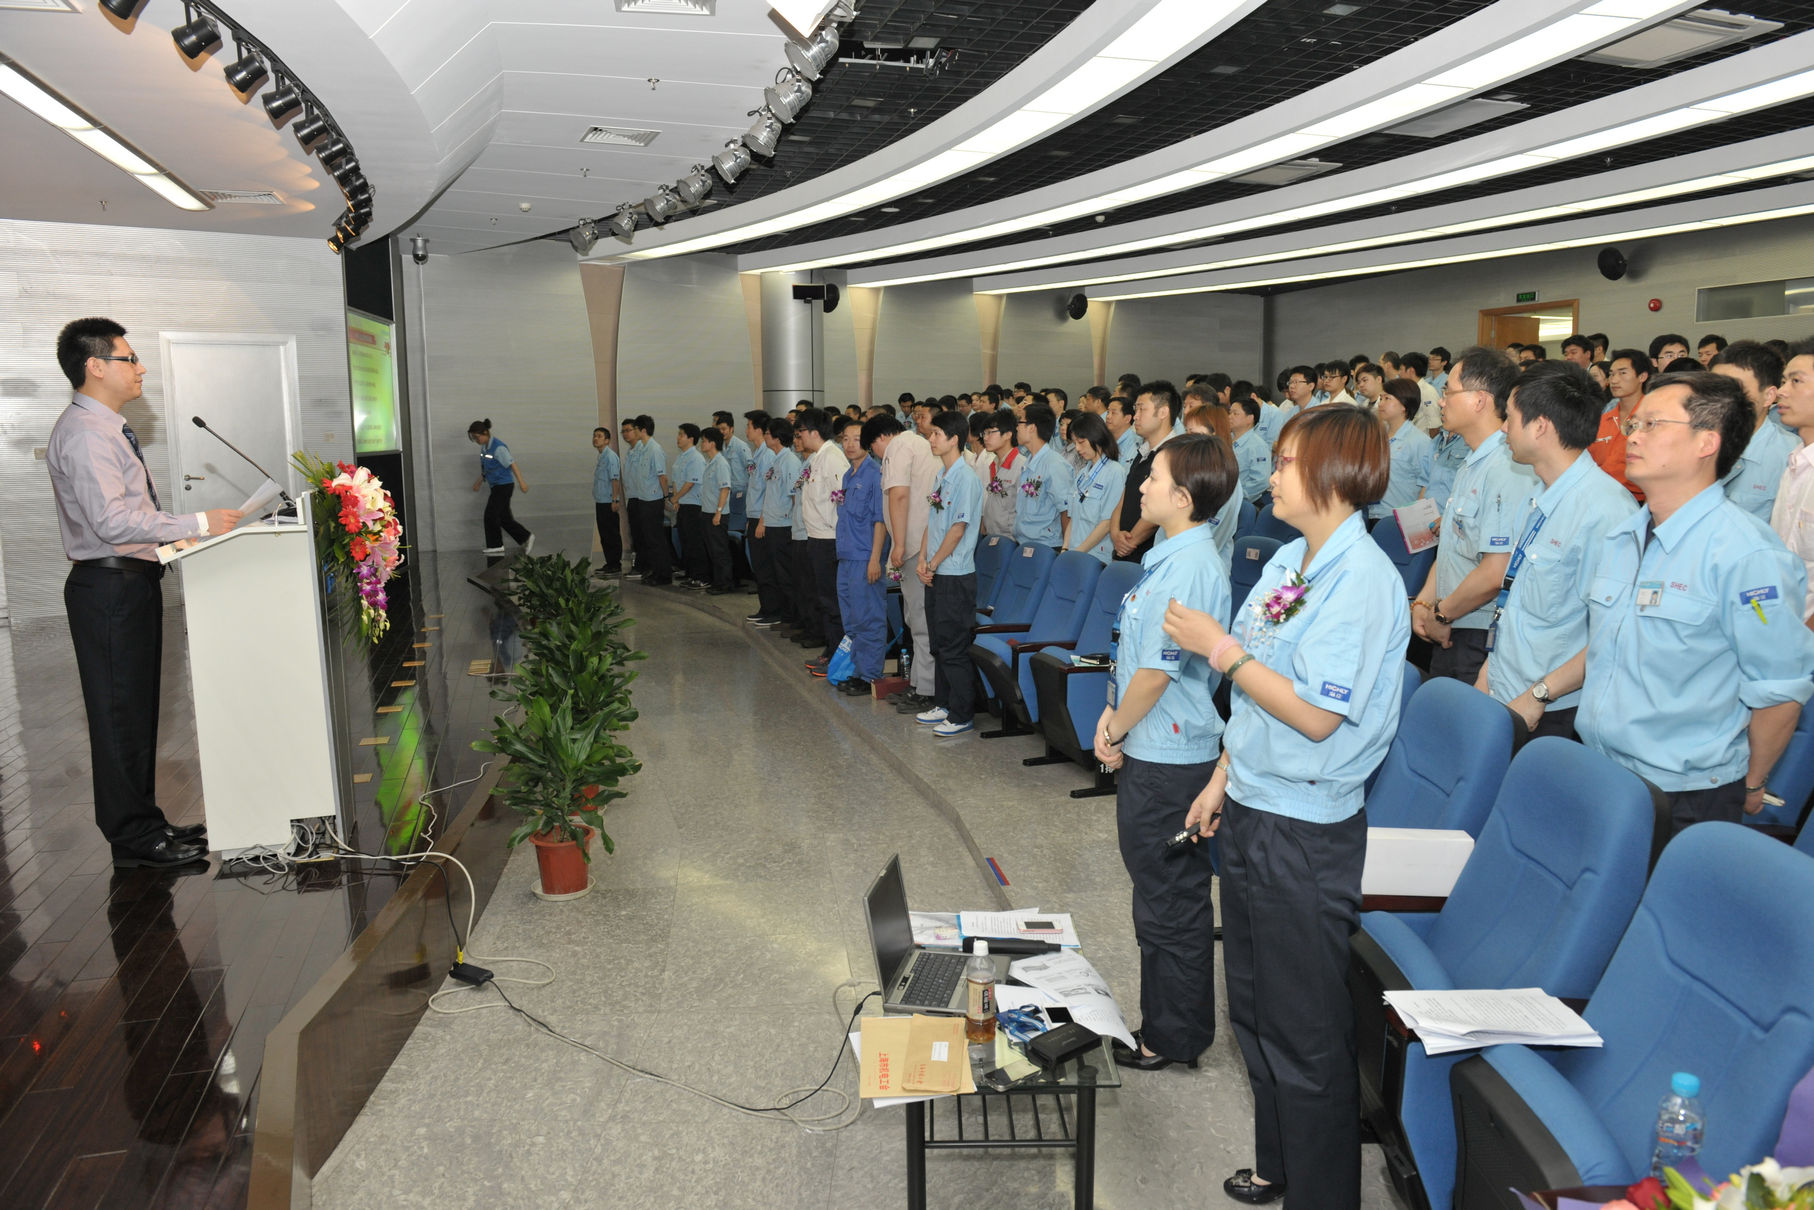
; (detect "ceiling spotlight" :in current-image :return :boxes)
[345,181,374,205]
[99,0,143,18]
[608,204,637,240]
[675,164,714,206]
[315,137,351,166]
[712,140,752,184]
[335,217,357,244]
[827,0,858,22]
[644,185,682,224]
[292,110,329,149]
[742,107,784,157]
[263,80,302,125]
[223,44,267,93]
[785,24,840,82]
[568,220,599,256]
[330,157,362,186]
[171,5,220,61]
[765,69,814,124]
[327,231,345,253]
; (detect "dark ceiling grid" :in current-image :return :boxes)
[715,0,1814,261]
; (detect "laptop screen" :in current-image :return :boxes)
[864,854,916,988]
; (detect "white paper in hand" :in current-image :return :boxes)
[239,477,284,520]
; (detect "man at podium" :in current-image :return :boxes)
[47,318,243,870]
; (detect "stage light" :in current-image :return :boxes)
[292,110,328,148]
[346,180,374,205]
[327,231,345,253]
[329,157,362,186]
[171,5,219,61]
[223,44,267,93]
[263,79,302,124]
[675,164,714,205]
[315,137,350,166]
[712,140,752,184]
[568,220,599,255]
[99,0,142,18]
[608,205,638,239]
[785,24,840,82]
[764,69,813,124]
[742,107,784,157]
[644,185,682,223]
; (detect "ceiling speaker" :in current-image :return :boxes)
[823,282,840,313]
[1597,247,1627,281]
[1066,293,1088,320]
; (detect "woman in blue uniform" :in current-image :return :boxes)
[1091,433,1235,1072]
[468,419,533,555]
[1163,406,1408,1209]
[1063,412,1128,565]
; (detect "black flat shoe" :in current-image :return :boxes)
[1111,1031,1199,1071]
[113,837,209,870]
[165,822,206,843]
[1223,1170,1286,1204]
[836,679,871,696]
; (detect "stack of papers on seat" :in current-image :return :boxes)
[1382,988,1602,1055]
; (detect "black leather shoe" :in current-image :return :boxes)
[165,822,207,843]
[1111,1030,1199,1071]
[113,838,209,870]
[1223,1170,1286,1204]
[836,679,871,696]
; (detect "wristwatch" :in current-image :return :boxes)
[1531,680,1552,704]
[1432,601,1453,626]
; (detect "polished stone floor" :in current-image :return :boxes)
[0,551,505,1210]
[314,577,1401,1210]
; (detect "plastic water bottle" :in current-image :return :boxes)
[965,940,997,1044]
[901,647,912,683]
[1650,1071,1705,1178]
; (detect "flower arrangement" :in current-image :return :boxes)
[765,465,776,480]
[795,465,813,494]
[1020,476,1044,498]
[829,488,846,506]
[987,477,1009,497]
[1254,570,1310,626]
[293,452,404,644]
[888,566,903,584]
[1610,1160,1814,1210]
[927,488,947,512]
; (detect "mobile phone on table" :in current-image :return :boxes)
[1018,918,1062,935]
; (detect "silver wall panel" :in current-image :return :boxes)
[999,292,1096,393]
[1110,292,1265,388]
[618,254,755,440]
[0,218,352,622]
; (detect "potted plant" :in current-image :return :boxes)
[474,694,638,897]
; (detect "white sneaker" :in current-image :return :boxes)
[915,707,949,725]
[522,534,536,554]
[481,546,505,555]
[933,719,974,738]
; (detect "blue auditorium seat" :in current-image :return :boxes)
[971,551,1103,737]
[1250,501,1300,544]
[972,534,1014,616]
[1364,678,1514,837]
[1371,513,1439,599]
[1024,562,1142,798]
[976,542,1054,628]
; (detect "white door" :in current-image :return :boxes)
[159,333,301,517]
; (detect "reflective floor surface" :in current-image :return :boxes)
[0,551,507,1210]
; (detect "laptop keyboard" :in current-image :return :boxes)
[899,951,968,1006]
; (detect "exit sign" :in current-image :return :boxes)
[1515,290,1538,303]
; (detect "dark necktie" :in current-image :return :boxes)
[120,422,160,511]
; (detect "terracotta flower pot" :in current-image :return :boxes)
[529,825,593,896]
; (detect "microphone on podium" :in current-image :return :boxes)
[191,416,294,508]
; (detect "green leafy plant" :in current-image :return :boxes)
[474,695,638,859]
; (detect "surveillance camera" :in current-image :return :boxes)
[410,236,428,265]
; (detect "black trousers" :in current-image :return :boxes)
[926,574,977,725]
[677,503,709,581]
[1116,754,1219,1060]
[790,541,821,640]
[483,483,530,549]
[594,502,623,568]
[66,563,170,850]
[1428,625,1489,686]
[1662,778,1745,834]
[756,525,792,618]
[808,537,843,655]
[1221,797,1367,1210]
[702,514,733,589]
[628,499,672,583]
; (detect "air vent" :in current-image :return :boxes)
[1230,158,1342,187]
[1582,8,1782,68]
[581,125,661,147]
[200,189,285,205]
[614,0,715,13]
[1387,97,1527,138]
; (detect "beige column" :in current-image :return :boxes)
[849,286,882,409]
[1088,299,1116,388]
[579,262,626,554]
[739,271,766,410]
[975,290,1005,386]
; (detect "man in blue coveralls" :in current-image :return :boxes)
[834,418,888,696]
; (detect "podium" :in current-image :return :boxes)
[162,520,342,855]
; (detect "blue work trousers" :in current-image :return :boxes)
[836,559,886,682]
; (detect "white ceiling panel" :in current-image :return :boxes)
[497,73,767,128]
[490,21,787,79]
[365,0,490,93]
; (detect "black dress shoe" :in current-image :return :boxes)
[1223,1170,1286,1204]
[165,822,207,843]
[1111,1031,1199,1071]
[113,837,209,870]
[836,679,872,696]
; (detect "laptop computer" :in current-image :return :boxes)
[864,853,1007,1015]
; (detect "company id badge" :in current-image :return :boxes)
[1637,580,1663,609]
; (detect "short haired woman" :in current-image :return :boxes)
[1162,406,1409,1209]
[1063,412,1128,564]
[1092,433,1235,1073]
[468,419,532,555]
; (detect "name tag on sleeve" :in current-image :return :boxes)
[1320,681,1352,703]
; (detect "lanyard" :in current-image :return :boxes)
[1485,504,1549,650]
[1074,457,1109,501]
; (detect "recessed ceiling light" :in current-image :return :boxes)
[1323,3,1362,15]
[1228,157,1343,187]
[880,206,901,213]
[1387,97,1528,138]
[1209,64,1242,75]
[1583,7,1781,68]
[614,0,715,13]
[908,36,942,50]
